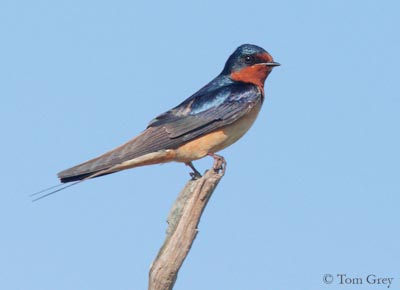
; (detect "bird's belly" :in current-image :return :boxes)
[174,101,262,163]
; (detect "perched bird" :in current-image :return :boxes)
[33,44,279,200]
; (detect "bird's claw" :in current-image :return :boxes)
[208,153,226,174]
[189,171,202,180]
[186,162,202,180]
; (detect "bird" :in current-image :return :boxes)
[32,44,279,200]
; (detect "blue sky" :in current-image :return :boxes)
[1,0,399,289]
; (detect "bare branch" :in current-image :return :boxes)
[148,158,226,290]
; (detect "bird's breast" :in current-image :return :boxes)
[174,99,263,163]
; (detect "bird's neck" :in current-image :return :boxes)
[230,65,270,90]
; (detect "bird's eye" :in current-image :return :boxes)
[244,55,255,64]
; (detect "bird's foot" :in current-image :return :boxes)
[207,153,226,174]
[185,162,202,180]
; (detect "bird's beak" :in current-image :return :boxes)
[263,61,280,67]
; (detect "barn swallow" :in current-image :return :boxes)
[33,44,279,200]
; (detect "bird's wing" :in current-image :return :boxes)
[58,83,262,182]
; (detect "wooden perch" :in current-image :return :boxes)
[148,157,226,290]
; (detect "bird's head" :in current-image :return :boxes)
[222,44,280,88]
